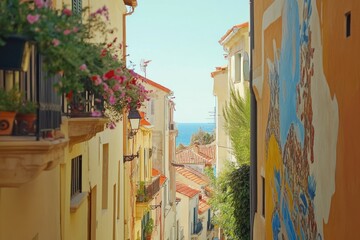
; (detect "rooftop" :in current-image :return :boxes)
[175,166,209,186]
[198,195,211,214]
[137,73,172,94]
[176,182,200,198]
[175,143,215,165]
[218,22,249,45]
[152,168,167,186]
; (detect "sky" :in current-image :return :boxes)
[127,0,249,123]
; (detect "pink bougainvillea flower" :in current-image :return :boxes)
[112,84,121,91]
[79,64,87,71]
[109,95,116,105]
[34,0,44,8]
[102,83,109,91]
[91,111,102,117]
[62,8,72,16]
[52,38,60,46]
[63,29,72,35]
[27,14,40,24]
[91,75,102,86]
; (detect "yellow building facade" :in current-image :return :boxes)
[0,0,140,240]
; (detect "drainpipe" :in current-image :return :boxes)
[249,0,257,239]
[122,5,135,240]
[122,6,135,63]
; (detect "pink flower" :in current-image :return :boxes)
[27,14,40,24]
[109,95,116,105]
[79,64,87,71]
[62,8,72,16]
[34,0,44,8]
[72,27,79,33]
[63,29,72,35]
[102,83,109,91]
[52,38,60,46]
[91,75,102,86]
[112,84,121,91]
[91,111,102,117]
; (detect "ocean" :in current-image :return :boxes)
[176,122,215,147]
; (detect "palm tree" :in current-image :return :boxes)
[222,86,250,165]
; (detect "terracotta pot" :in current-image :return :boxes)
[16,113,37,135]
[0,111,16,135]
[145,235,151,240]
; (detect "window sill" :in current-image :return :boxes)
[70,192,88,213]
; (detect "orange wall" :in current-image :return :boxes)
[253,0,360,239]
[322,1,360,239]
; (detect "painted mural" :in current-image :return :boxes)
[264,0,339,239]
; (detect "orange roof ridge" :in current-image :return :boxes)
[136,73,172,93]
[218,21,249,44]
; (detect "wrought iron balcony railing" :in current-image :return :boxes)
[0,48,62,138]
[136,177,160,203]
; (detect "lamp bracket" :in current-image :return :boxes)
[123,150,139,163]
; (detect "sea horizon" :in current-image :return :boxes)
[175,122,215,147]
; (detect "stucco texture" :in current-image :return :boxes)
[251,0,360,239]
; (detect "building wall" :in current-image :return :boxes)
[0,169,61,240]
[212,69,230,176]
[253,0,360,239]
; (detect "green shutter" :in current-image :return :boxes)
[72,0,82,15]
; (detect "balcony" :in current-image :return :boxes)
[0,51,68,187]
[191,220,203,236]
[135,177,160,219]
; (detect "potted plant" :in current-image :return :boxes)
[137,181,146,202]
[16,100,38,135]
[144,218,154,240]
[0,88,20,135]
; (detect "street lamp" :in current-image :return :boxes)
[123,108,141,163]
[128,108,141,138]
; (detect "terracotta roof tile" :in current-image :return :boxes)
[198,195,211,214]
[136,73,172,93]
[175,166,209,186]
[211,66,227,78]
[152,168,167,186]
[176,182,200,198]
[218,22,249,44]
[140,111,151,126]
[175,144,215,165]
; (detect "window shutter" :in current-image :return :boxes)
[72,0,82,15]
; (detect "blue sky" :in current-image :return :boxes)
[127,0,249,123]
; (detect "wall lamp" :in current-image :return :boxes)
[149,201,162,210]
[128,108,141,138]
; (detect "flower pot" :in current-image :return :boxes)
[0,111,16,135]
[145,235,151,240]
[0,36,32,71]
[16,113,37,135]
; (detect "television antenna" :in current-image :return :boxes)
[140,59,151,78]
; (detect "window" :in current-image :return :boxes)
[72,0,82,15]
[262,176,265,217]
[235,53,242,83]
[345,12,351,37]
[71,155,82,198]
[102,144,109,209]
